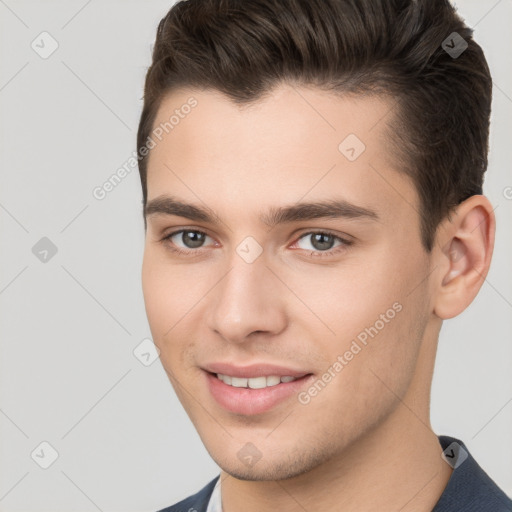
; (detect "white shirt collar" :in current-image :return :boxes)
[206,475,222,512]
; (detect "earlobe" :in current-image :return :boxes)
[433,196,495,319]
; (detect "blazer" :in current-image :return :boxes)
[157,435,512,512]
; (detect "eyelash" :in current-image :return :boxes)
[160,229,353,259]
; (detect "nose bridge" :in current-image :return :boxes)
[207,243,285,342]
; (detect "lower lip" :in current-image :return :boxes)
[205,371,314,415]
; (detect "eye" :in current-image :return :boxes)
[292,231,352,257]
[161,229,215,254]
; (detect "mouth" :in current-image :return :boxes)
[203,369,314,415]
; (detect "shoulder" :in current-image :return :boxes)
[433,435,512,512]
[156,475,220,512]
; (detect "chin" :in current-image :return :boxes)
[213,446,331,482]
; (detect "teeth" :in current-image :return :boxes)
[230,377,248,388]
[266,376,281,387]
[216,374,299,388]
[248,376,267,389]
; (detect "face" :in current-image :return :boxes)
[141,84,434,480]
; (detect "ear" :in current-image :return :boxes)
[432,195,495,320]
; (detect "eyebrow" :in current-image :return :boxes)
[145,195,379,227]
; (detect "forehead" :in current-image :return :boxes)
[145,84,417,228]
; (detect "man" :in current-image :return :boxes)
[137,0,512,510]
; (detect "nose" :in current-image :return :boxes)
[206,252,287,344]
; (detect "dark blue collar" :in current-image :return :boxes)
[432,435,511,511]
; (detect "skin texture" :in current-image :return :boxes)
[141,84,495,511]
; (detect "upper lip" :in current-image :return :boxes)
[203,362,311,379]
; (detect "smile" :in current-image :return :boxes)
[205,370,314,415]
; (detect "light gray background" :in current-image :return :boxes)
[0,1,511,510]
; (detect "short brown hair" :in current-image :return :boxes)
[137,0,492,251]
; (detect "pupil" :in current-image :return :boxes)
[184,231,205,248]
[312,233,333,251]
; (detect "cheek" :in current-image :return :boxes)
[141,251,190,350]
[142,255,168,336]
[314,250,429,404]
[142,248,199,323]
[303,297,427,444]
[292,262,404,350]
[141,249,216,377]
